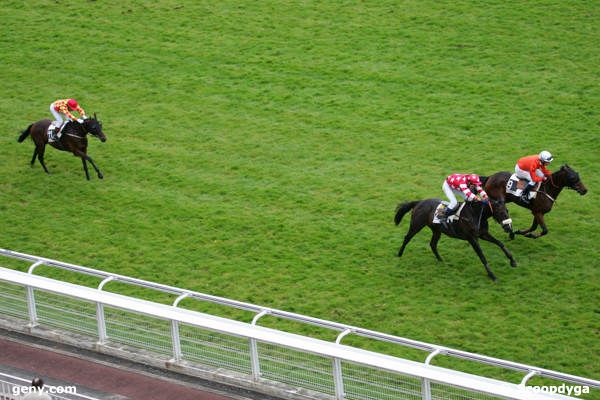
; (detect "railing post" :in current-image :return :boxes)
[25,260,44,328]
[332,358,345,400]
[96,303,107,344]
[170,293,189,363]
[250,310,269,381]
[96,277,114,344]
[520,370,539,387]
[422,349,442,400]
[171,319,182,362]
[331,329,352,400]
[25,286,38,327]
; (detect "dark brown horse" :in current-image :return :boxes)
[394,199,515,281]
[18,114,106,180]
[482,165,587,238]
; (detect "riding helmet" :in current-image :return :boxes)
[539,150,553,163]
[67,99,79,109]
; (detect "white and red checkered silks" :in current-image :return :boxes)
[442,173,488,210]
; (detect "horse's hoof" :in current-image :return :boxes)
[510,260,517,268]
[98,173,104,179]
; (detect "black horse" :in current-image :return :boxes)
[394,199,515,281]
[482,165,587,238]
[18,114,106,180]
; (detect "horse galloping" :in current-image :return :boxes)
[394,199,515,281]
[18,114,106,180]
[482,165,587,238]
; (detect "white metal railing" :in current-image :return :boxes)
[0,249,598,400]
[0,372,99,400]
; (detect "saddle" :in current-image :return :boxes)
[506,174,537,200]
[433,202,465,224]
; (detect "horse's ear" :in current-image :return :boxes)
[94,112,97,120]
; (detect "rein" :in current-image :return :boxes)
[477,206,484,232]
[536,190,556,203]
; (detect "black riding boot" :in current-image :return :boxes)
[521,183,535,203]
[444,206,457,221]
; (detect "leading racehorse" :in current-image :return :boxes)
[394,198,515,281]
[18,114,106,180]
[481,165,587,238]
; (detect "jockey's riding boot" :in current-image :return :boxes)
[521,184,534,203]
[443,206,457,223]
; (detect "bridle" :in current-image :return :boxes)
[488,199,512,229]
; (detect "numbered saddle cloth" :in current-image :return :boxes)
[506,174,537,200]
[433,202,464,224]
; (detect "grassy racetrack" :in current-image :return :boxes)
[1,0,598,392]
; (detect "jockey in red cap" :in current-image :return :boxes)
[442,173,489,220]
[48,98,87,141]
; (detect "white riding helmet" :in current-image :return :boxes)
[539,150,553,163]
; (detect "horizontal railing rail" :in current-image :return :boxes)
[1,248,597,390]
[0,266,580,400]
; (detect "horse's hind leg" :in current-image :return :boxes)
[398,222,426,257]
[36,146,50,174]
[429,228,443,261]
[515,217,538,236]
[30,148,38,166]
[467,237,496,281]
[81,158,90,180]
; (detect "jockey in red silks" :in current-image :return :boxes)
[515,151,553,203]
[442,173,489,219]
[50,98,86,125]
[48,98,87,142]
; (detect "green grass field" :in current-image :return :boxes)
[1,0,598,393]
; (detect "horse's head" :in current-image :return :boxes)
[83,113,106,142]
[558,165,587,195]
[487,198,513,234]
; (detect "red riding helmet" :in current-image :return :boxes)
[67,99,79,109]
[468,174,482,185]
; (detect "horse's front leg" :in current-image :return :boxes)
[81,158,90,180]
[467,237,496,281]
[479,230,517,267]
[76,150,103,179]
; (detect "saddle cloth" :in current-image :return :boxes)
[506,174,537,200]
[47,123,65,143]
[433,202,465,224]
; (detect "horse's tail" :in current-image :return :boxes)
[18,124,32,143]
[394,201,419,225]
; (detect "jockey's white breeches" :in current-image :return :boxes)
[49,103,67,125]
[515,164,543,186]
[442,181,467,210]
